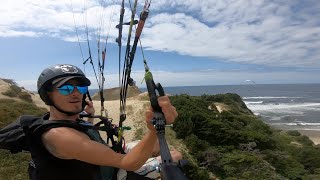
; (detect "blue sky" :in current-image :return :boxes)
[0,0,319,91]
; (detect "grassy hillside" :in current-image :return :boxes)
[0,83,48,180]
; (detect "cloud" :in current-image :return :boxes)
[0,29,39,37]
[1,0,320,68]
[142,0,320,67]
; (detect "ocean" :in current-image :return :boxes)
[90,84,320,131]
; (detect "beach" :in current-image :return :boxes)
[298,130,320,145]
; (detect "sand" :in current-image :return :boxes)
[298,130,320,145]
[91,98,150,142]
[0,79,48,110]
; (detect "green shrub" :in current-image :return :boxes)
[173,115,195,139]
[2,84,22,97]
[220,150,281,179]
[296,148,320,173]
[287,130,301,136]
[18,91,33,102]
[0,150,30,180]
[185,134,210,154]
[184,162,210,180]
[1,78,15,85]
[0,99,47,128]
[295,135,314,147]
[263,150,306,179]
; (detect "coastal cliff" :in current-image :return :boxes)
[1,79,320,179]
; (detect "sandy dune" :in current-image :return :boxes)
[91,98,150,142]
[0,79,48,110]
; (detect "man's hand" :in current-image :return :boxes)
[84,100,95,115]
[145,96,178,131]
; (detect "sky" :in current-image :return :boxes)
[0,0,319,91]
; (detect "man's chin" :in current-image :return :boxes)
[68,105,83,114]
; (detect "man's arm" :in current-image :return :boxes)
[42,96,177,171]
[42,126,157,171]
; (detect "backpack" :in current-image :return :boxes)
[0,114,40,153]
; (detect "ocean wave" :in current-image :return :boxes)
[272,122,320,126]
[243,101,263,104]
[246,102,320,112]
[299,129,320,131]
[243,96,303,99]
[264,114,308,122]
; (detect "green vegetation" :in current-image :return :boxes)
[170,93,320,179]
[18,91,33,103]
[2,89,320,179]
[287,130,302,136]
[0,99,47,127]
[0,98,47,180]
[1,78,15,85]
[2,84,22,97]
[1,81,33,102]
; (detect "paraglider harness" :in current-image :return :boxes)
[0,112,153,180]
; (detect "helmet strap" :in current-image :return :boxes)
[52,103,83,116]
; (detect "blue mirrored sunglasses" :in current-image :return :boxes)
[56,84,88,96]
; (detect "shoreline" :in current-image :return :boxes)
[298,130,320,145]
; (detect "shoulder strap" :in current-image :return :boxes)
[32,120,86,136]
[20,112,50,135]
[20,115,40,127]
[20,115,41,136]
[31,119,114,137]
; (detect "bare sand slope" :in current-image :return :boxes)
[0,79,48,110]
[299,130,320,145]
[92,98,150,142]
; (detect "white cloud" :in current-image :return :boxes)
[0,29,39,37]
[141,0,320,67]
[1,0,320,68]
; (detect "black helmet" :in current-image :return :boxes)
[37,64,91,105]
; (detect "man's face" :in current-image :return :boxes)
[48,79,86,113]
